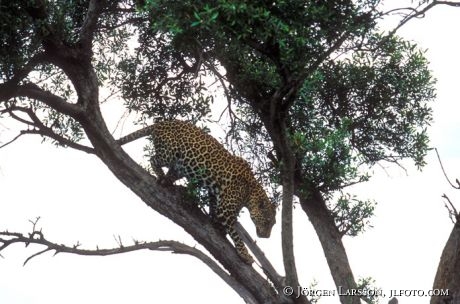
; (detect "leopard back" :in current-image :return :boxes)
[125,120,277,263]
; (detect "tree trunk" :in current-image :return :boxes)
[16,12,286,299]
[298,191,360,304]
[431,220,460,304]
[259,114,310,304]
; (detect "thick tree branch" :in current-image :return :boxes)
[280,147,307,303]
[9,53,48,84]
[3,3,280,301]
[19,1,101,108]
[431,218,460,304]
[0,82,83,118]
[297,189,360,304]
[236,223,290,298]
[259,114,309,303]
[79,0,105,50]
[4,106,94,153]
[76,86,282,303]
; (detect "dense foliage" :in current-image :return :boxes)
[0,0,436,236]
[0,1,444,303]
[127,0,435,234]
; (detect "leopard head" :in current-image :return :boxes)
[249,187,277,238]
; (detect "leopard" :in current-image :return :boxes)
[118,120,277,264]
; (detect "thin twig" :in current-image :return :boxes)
[442,194,459,224]
[29,216,42,233]
[111,108,132,137]
[0,132,24,149]
[24,248,52,266]
[435,148,460,189]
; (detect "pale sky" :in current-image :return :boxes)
[1,3,460,304]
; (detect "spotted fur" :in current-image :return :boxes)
[121,120,276,263]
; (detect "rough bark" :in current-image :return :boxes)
[297,190,360,304]
[278,129,308,304]
[258,113,310,304]
[253,82,357,303]
[431,220,460,304]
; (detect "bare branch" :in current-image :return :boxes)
[0,222,257,304]
[204,62,236,124]
[435,148,460,189]
[384,1,460,38]
[24,248,52,266]
[113,234,124,247]
[0,82,83,118]
[22,129,95,153]
[29,216,42,232]
[111,109,131,139]
[442,194,459,224]
[388,2,435,35]
[382,7,419,17]
[384,156,409,175]
[0,132,24,149]
[5,111,36,127]
[435,1,460,7]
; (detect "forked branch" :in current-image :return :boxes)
[383,1,460,37]
[0,106,94,153]
[442,194,459,224]
[0,218,257,304]
[436,148,460,224]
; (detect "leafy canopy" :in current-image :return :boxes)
[135,0,435,235]
[0,0,437,236]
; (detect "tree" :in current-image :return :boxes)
[431,149,460,304]
[0,1,456,303]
